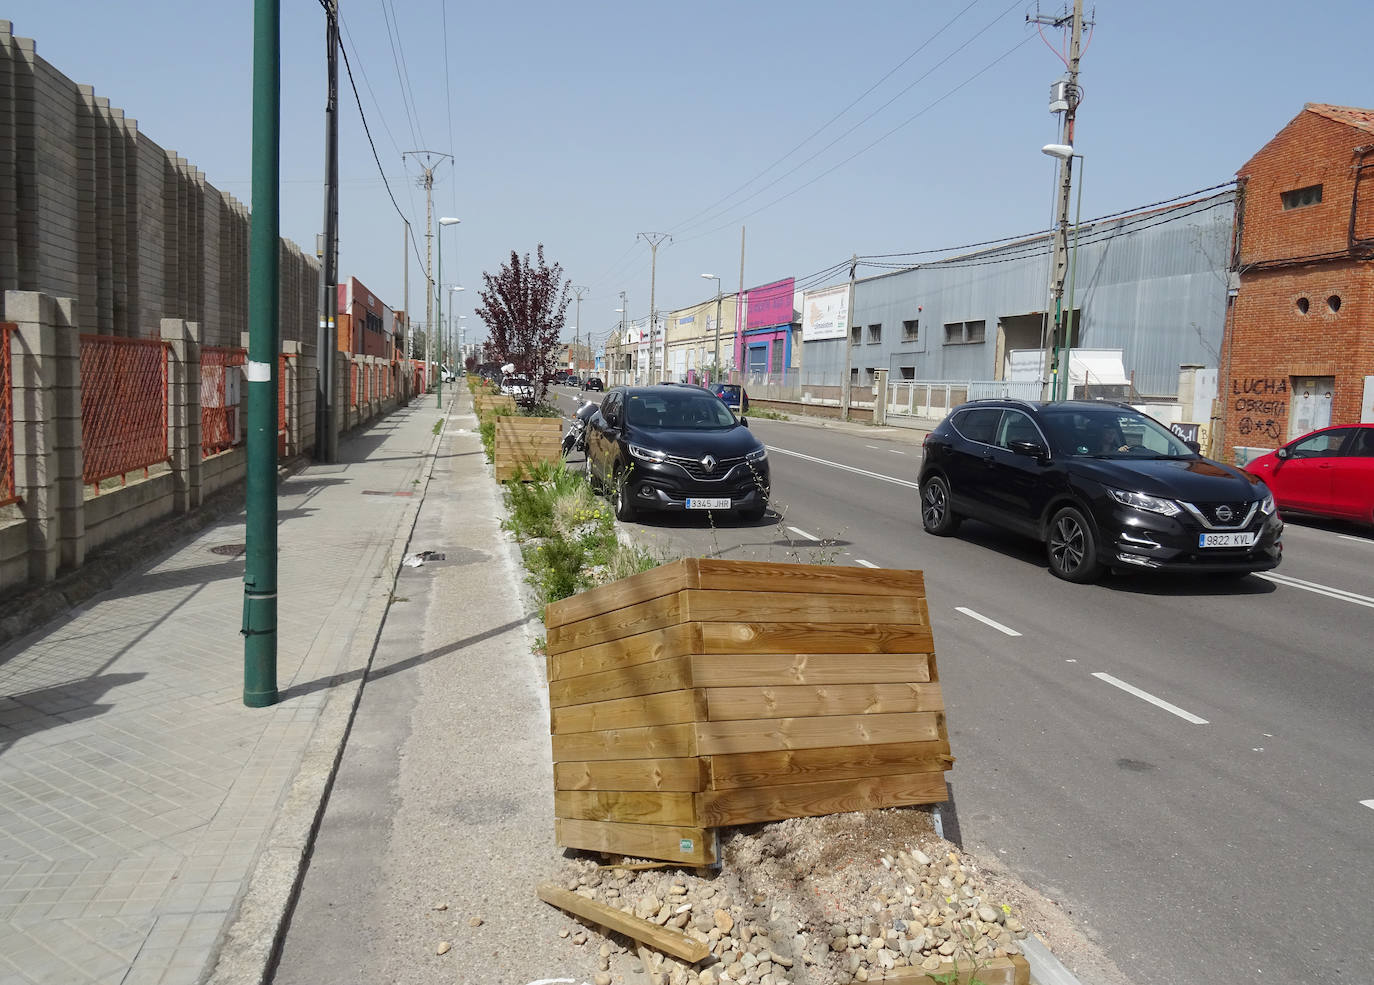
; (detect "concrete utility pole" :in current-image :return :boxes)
[1031,0,1085,401]
[638,232,670,383]
[403,218,410,358]
[736,225,746,381]
[314,0,339,463]
[841,253,858,421]
[572,285,587,372]
[403,150,452,391]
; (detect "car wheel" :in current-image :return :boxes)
[613,470,637,521]
[920,475,961,535]
[1047,506,1102,583]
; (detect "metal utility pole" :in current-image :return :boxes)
[244,0,281,708]
[638,232,670,383]
[1030,0,1085,401]
[403,218,410,358]
[572,285,587,373]
[403,150,452,392]
[619,291,629,385]
[314,0,339,463]
[841,254,858,422]
[736,225,746,381]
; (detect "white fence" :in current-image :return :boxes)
[885,380,1042,419]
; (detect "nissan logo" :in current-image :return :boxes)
[1215,505,1234,523]
[701,455,717,474]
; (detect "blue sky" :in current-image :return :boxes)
[11,1,1374,353]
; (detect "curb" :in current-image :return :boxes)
[205,396,454,985]
[1023,934,1089,985]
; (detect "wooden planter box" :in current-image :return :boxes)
[473,393,516,418]
[545,559,952,865]
[493,415,562,481]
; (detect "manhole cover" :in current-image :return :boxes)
[210,543,247,558]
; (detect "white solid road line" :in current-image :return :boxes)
[890,449,906,455]
[767,445,920,489]
[855,559,879,568]
[1361,799,1374,811]
[1092,672,1210,725]
[1257,571,1374,609]
[955,606,1022,637]
[1338,534,1373,545]
[787,526,820,542]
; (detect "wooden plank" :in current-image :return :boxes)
[874,955,1029,985]
[705,683,944,721]
[681,590,926,626]
[555,757,708,792]
[546,559,694,629]
[552,689,707,735]
[549,624,700,682]
[537,882,710,962]
[698,622,936,654]
[691,653,932,687]
[555,789,699,826]
[708,740,954,790]
[695,712,941,755]
[694,559,926,598]
[549,656,693,709]
[552,722,696,763]
[554,818,715,867]
[699,770,949,826]
[547,592,684,655]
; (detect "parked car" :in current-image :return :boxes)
[553,370,569,384]
[706,382,749,414]
[499,373,535,407]
[917,399,1282,582]
[581,376,605,392]
[1243,424,1374,526]
[585,385,769,522]
[566,375,582,388]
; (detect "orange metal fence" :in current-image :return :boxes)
[80,335,170,489]
[0,322,16,507]
[201,346,246,455]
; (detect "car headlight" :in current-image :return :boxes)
[628,443,668,464]
[746,447,767,463]
[1258,490,1276,515]
[1107,488,1182,517]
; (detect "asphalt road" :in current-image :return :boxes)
[550,386,1374,985]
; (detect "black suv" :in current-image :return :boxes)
[586,385,769,522]
[918,399,1282,582]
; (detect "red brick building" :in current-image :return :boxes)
[336,276,395,358]
[1224,104,1374,458]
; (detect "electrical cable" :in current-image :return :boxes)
[377,0,422,150]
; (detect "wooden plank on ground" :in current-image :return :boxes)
[549,624,701,682]
[554,757,708,792]
[697,623,936,655]
[873,955,1028,984]
[554,818,715,867]
[547,593,685,655]
[546,559,693,629]
[705,683,944,721]
[537,882,710,962]
[552,689,707,735]
[699,770,949,826]
[681,590,926,626]
[552,722,697,763]
[694,712,942,756]
[549,656,694,709]
[691,653,932,687]
[694,559,925,598]
[708,740,953,790]
[555,789,699,826]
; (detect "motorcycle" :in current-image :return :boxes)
[561,398,598,458]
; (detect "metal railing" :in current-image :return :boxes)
[0,323,16,507]
[886,379,1042,418]
[80,335,170,490]
[201,346,246,455]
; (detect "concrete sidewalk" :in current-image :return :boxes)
[0,396,448,985]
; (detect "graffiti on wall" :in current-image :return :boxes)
[1232,377,1288,441]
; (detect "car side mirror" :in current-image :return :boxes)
[739,417,749,429]
[1185,440,1201,454]
[1008,439,1047,459]
[1275,446,1290,461]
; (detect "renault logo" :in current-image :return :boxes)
[701,455,717,474]
[1215,505,1234,523]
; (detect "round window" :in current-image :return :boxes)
[1296,297,1310,314]
[1327,295,1341,313]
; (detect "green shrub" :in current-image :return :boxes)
[526,537,586,604]
[478,418,496,463]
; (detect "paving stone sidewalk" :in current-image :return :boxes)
[0,397,448,985]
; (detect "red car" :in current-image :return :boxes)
[1244,424,1374,526]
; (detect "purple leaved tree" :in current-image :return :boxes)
[474,245,571,407]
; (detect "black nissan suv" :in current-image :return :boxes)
[918,399,1282,582]
[586,385,769,522]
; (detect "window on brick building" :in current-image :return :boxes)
[1327,295,1341,313]
[1281,184,1323,210]
[1296,297,1310,314]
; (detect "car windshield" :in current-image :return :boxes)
[625,390,736,429]
[1041,406,1194,459]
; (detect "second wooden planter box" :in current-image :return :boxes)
[493,415,562,481]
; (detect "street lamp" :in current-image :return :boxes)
[1040,145,1085,402]
[701,273,722,382]
[436,217,460,408]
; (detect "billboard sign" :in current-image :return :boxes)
[801,284,850,341]
[744,277,796,330]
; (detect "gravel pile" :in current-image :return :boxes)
[549,811,1030,985]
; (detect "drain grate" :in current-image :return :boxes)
[210,543,247,557]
